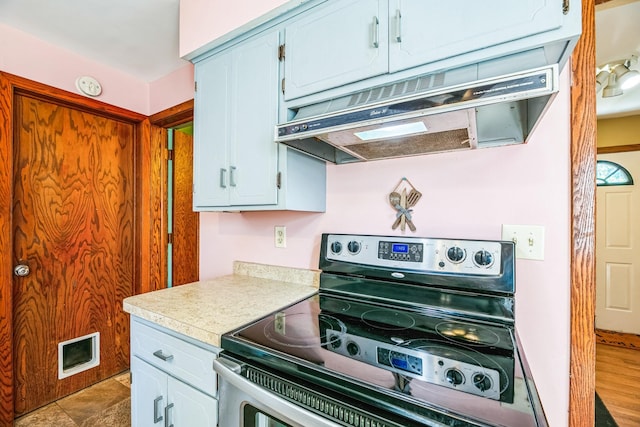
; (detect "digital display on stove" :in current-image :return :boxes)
[392,243,409,253]
[391,356,408,370]
[377,348,423,376]
[378,241,423,262]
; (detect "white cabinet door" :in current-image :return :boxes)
[193,52,232,207]
[228,29,280,206]
[194,30,280,208]
[131,357,168,427]
[168,376,218,427]
[388,0,564,73]
[131,357,218,427]
[596,152,640,334]
[283,0,388,100]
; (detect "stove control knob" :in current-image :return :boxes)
[445,369,465,386]
[473,373,493,392]
[330,241,343,254]
[329,335,342,349]
[446,246,466,263]
[474,250,494,267]
[346,341,360,356]
[347,241,361,254]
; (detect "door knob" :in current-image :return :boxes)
[14,264,30,277]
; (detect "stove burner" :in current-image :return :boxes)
[321,298,351,314]
[361,309,416,330]
[264,313,346,348]
[435,321,501,347]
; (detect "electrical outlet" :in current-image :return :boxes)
[501,225,545,260]
[274,312,286,335]
[275,226,286,248]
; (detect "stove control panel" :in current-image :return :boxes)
[325,234,504,276]
[324,328,501,400]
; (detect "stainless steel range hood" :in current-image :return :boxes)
[276,65,559,164]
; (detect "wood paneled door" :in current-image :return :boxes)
[12,93,134,415]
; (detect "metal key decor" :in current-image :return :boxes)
[389,177,422,232]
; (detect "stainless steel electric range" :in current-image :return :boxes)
[213,234,548,427]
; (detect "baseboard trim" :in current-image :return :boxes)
[596,328,640,350]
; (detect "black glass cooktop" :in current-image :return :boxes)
[222,293,543,427]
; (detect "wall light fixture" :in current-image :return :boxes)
[596,55,640,98]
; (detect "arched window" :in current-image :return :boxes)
[596,160,634,186]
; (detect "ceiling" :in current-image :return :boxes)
[596,0,640,118]
[0,0,638,117]
[0,0,187,82]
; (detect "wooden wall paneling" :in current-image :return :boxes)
[0,70,16,427]
[0,71,148,426]
[569,0,597,426]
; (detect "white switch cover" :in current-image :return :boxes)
[275,226,286,248]
[501,225,545,260]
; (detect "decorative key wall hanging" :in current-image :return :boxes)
[389,177,422,232]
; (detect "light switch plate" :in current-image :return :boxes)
[501,225,545,260]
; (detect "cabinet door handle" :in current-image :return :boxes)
[371,16,380,48]
[153,350,174,362]
[153,396,164,423]
[165,402,174,427]
[395,9,402,42]
[220,168,227,188]
[230,166,237,187]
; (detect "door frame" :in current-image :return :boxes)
[0,72,152,424]
[569,0,596,425]
[148,100,195,290]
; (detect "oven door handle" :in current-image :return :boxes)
[212,357,343,427]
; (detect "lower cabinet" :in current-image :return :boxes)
[130,317,219,427]
[131,357,217,427]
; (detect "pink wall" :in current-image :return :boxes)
[0,23,193,116]
[149,63,195,114]
[180,0,304,57]
[197,69,572,425]
[0,23,149,113]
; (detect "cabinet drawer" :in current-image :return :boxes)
[131,319,217,396]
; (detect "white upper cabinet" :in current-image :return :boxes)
[193,27,326,211]
[281,0,576,101]
[283,0,388,101]
[193,51,232,207]
[194,30,280,208]
[388,0,563,73]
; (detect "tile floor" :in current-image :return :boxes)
[14,372,131,427]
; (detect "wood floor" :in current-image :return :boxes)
[596,343,640,426]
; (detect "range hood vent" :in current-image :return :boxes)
[276,65,559,164]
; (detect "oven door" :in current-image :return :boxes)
[213,356,342,427]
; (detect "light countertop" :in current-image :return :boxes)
[123,261,320,347]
